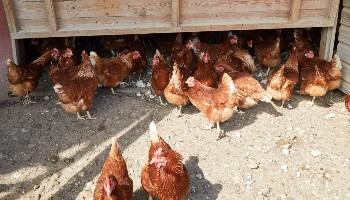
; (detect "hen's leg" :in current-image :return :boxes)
[110,50,116,57]
[148,196,153,200]
[266,67,271,75]
[309,96,316,106]
[77,112,85,120]
[86,111,97,120]
[216,122,227,140]
[110,88,117,95]
[158,96,167,107]
[138,72,142,81]
[281,100,285,108]
[177,106,183,117]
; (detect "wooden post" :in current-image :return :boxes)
[0,0,13,101]
[172,0,179,27]
[289,0,302,22]
[45,0,57,31]
[10,39,25,65]
[319,0,340,61]
[2,0,17,33]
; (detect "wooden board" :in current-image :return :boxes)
[12,0,49,32]
[54,0,172,30]
[338,26,350,45]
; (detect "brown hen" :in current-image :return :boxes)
[53,51,98,119]
[90,51,140,94]
[49,48,76,85]
[164,62,189,115]
[171,34,194,78]
[193,52,218,88]
[255,34,281,74]
[266,47,299,107]
[151,50,172,106]
[299,51,342,105]
[187,36,234,62]
[93,137,133,200]
[185,73,238,138]
[7,49,54,105]
[141,121,189,200]
[215,65,272,109]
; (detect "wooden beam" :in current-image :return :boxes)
[289,0,302,22]
[2,0,17,33]
[44,0,57,31]
[171,0,180,27]
[9,18,335,40]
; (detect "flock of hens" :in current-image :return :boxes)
[6,28,350,200]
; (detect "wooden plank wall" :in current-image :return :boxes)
[337,0,350,92]
[3,0,338,39]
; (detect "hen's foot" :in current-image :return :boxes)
[22,95,36,106]
[86,111,97,120]
[77,112,85,120]
[158,96,167,107]
[217,131,228,140]
[200,123,214,130]
[308,96,316,106]
[110,88,117,95]
[216,122,228,140]
[119,82,129,87]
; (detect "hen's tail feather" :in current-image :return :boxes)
[149,121,159,143]
[89,51,98,57]
[331,54,342,70]
[110,137,120,158]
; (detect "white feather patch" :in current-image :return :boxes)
[53,84,62,93]
[89,57,96,66]
[149,121,159,142]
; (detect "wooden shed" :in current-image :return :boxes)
[2,0,340,64]
[337,0,350,92]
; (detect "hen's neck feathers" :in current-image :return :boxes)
[31,50,52,67]
[284,52,298,72]
[120,53,134,69]
[169,65,182,90]
[74,59,95,79]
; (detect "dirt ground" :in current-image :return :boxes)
[1,71,350,200]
